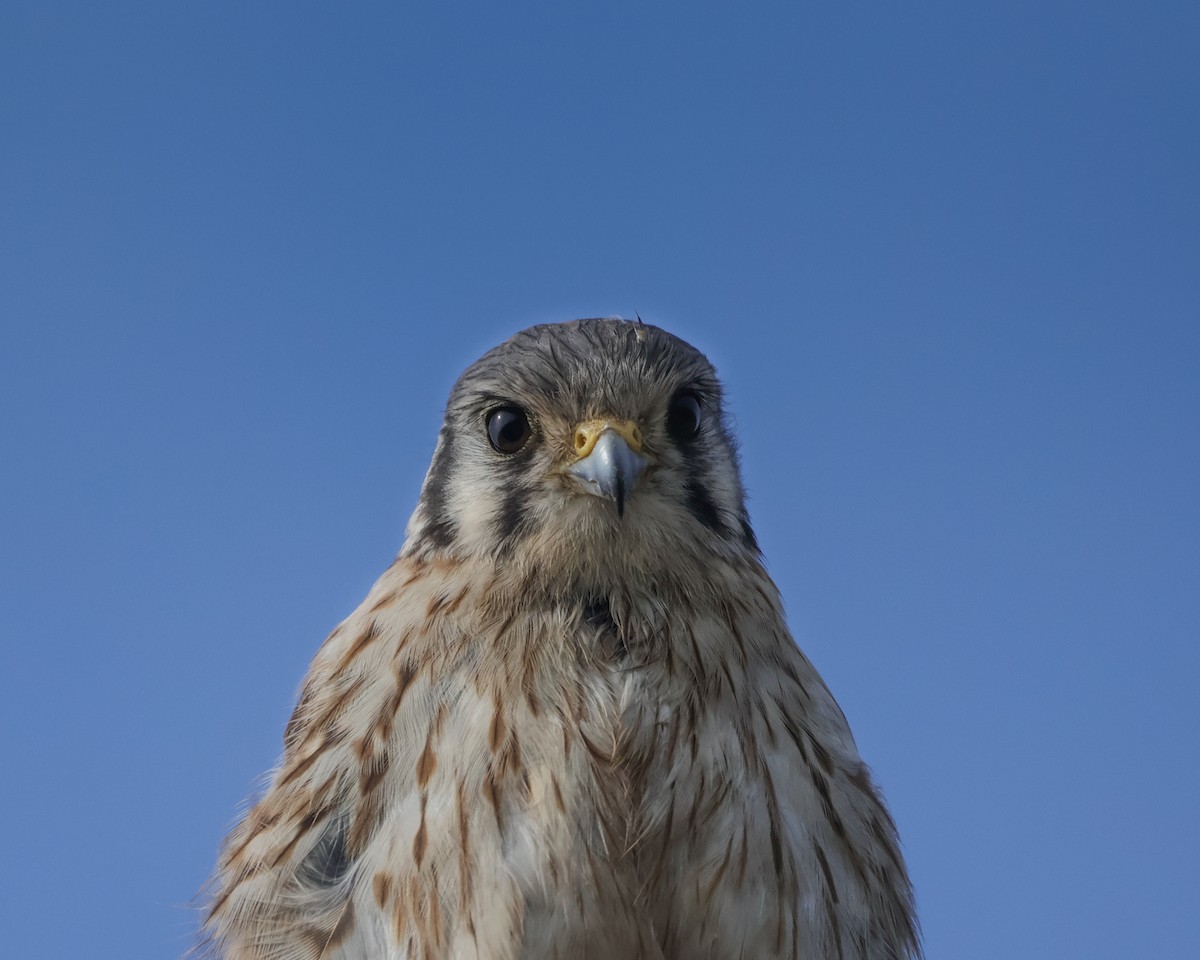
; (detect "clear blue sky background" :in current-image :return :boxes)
[1,3,1196,958]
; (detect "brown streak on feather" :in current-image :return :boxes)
[394,623,419,655]
[489,693,507,752]
[391,886,409,942]
[369,591,398,613]
[416,731,438,788]
[300,676,366,746]
[522,653,540,716]
[308,901,355,957]
[337,620,381,671]
[348,789,381,855]
[206,861,255,920]
[328,901,357,949]
[426,872,444,947]
[269,807,327,868]
[498,727,522,779]
[412,794,429,866]
[305,774,339,814]
[373,661,419,742]
[360,757,387,797]
[482,771,504,835]
[276,740,326,789]
[430,555,463,574]
[373,871,393,909]
[394,660,420,698]
[426,582,470,618]
[299,927,326,953]
[579,729,613,765]
[457,779,473,907]
[283,682,316,749]
[220,804,277,868]
[493,610,518,644]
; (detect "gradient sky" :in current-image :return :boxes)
[2,3,1197,958]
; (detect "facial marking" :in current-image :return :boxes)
[406,318,757,563]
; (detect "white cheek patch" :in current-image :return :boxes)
[443,441,562,555]
[446,454,504,555]
[405,431,452,543]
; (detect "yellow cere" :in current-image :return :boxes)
[571,419,645,458]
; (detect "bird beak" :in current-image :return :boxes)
[566,419,648,518]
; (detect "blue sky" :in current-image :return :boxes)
[1,3,1197,958]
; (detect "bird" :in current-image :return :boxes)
[202,317,919,960]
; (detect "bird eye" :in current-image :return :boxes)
[666,392,703,442]
[486,406,532,454]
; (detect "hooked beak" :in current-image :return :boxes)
[566,419,648,518]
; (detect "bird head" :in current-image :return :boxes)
[403,318,758,585]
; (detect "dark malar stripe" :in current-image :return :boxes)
[417,423,458,549]
[494,480,532,549]
[683,474,729,537]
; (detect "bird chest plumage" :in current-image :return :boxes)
[204,318,919,960]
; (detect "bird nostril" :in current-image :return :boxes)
[575,430,588,453]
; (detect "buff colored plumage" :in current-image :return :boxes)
[202,318,919,960]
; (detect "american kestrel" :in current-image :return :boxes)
[204,318,919,960]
